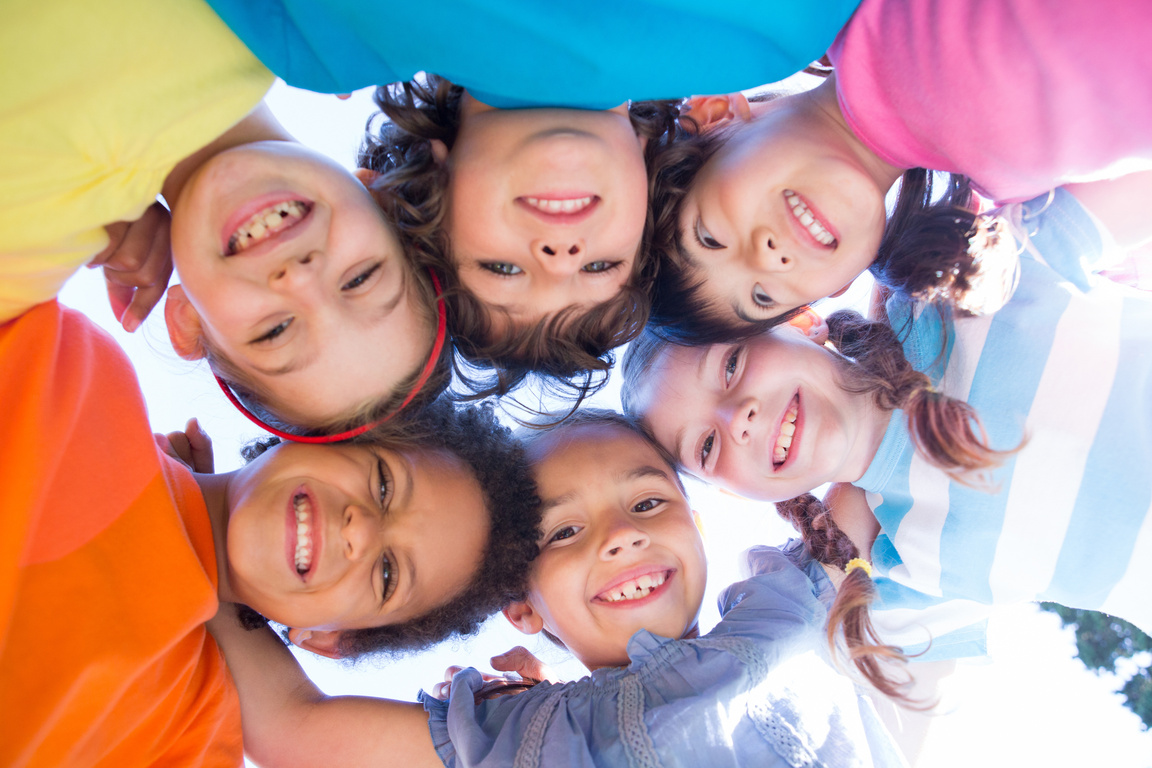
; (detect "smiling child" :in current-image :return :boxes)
[0,297,540,763]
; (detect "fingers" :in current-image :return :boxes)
[490,646,556,683]
[98,202,173,331]
[183,418,215,474]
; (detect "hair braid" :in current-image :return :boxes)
[776,494,916,704]
[826,309,1018,482]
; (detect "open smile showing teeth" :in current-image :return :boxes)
[784,190,837,247]
[522,196,595,214]
[228,200,311,255]
[596,570,669,603]
[773,395,800,467]
[293,493,314,575]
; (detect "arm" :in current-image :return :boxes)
[206,605,443,768]
[1064,171,1152,252]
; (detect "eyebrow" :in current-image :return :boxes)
[619,465,674,484]
[249,346,320,377]
[540,491,577,515]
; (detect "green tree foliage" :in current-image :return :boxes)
[1039,603,1152,729]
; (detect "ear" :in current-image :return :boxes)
[286,628,344,659]
[353,168,381,188]
[502,601,545,636]
[683,93,753,133]
[786,307,829,345]
[430,139,449,164]
[164,284,206,360]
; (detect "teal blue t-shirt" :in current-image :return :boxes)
[203,0,860,108]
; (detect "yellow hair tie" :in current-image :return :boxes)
[844,558,873,578]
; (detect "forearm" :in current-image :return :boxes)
[208,605,442,768]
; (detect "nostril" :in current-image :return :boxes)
[300,254,312,265]
[780,255,789,265]
[568,245,579,255]
[274,269,286,279]
[768,238,776,250]
[542,245,556,256]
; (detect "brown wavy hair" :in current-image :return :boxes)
[357,75,685,404]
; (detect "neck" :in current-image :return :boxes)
[194,470,242,603]
[160,102,295,207]
[808,75,905,194]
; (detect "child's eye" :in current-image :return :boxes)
[581,260,621,274]
[342,262,381,291]
[632,498,663,513]
[724,348,740,385]
[693,218,725,250]
[376,458,393,506]
[251,318,292,345]
[481,262,523,276]
[379,553,396,604]
[752,284,775,308]
[700,432,715,469]
[547,525,580,544]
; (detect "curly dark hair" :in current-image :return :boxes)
[238,397,543,659]
[357,75,686,406]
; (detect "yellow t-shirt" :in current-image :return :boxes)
[0,0,273,323]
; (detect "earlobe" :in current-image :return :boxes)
[502,602,545,636]
[286,628,344,659]
[164,285,206,361]
[683,93,753,133]
[430,139,449,164]
[785,307,830,345]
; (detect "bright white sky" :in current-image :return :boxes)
[59,80,1152,767]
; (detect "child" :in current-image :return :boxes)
[623,184,1152,658]
[1,0,448,437]
[644,0,1152,340]
[0,295,541,763]
[208,411,908,767]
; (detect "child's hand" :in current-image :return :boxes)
[430,648,560,701]
[154,417,214,473]
[90,201,172,332]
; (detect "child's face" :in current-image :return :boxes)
[169,141,431,427]
[444,95,649,335]
[631,326,870,502]
[679,96,888,324]
[522,423,706,670]
[225,441,488,632]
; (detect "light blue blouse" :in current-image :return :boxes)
[421,542,905,767]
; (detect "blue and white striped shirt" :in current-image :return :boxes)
[856,188,1152,659]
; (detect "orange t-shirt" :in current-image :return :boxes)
[0,302,242,766]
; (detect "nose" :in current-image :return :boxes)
[598,516,650,560]
[749,226,791,272]
[340,504,378,563]
[725,396,759,445]
[270,251,321,292]
[531,238,584,277]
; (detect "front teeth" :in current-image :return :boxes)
[523,196,594,214]
[784,190,837,246]
[773,396,800,466]
[293,494,313,574]
[600,571,668,602]
[228,200,311,255]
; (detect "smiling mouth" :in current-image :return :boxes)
[784,190,837,247]
[772,394,800,467]
[594,570,671,603]
[292,493,315,576]
[517,195,600,223]
[227,200,312,255]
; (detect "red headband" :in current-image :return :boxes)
[215,269,447,443]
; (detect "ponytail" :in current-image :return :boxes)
[826,309,1018,483]
[775,494,917,704]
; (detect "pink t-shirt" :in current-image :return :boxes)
[828,0,1152,203]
